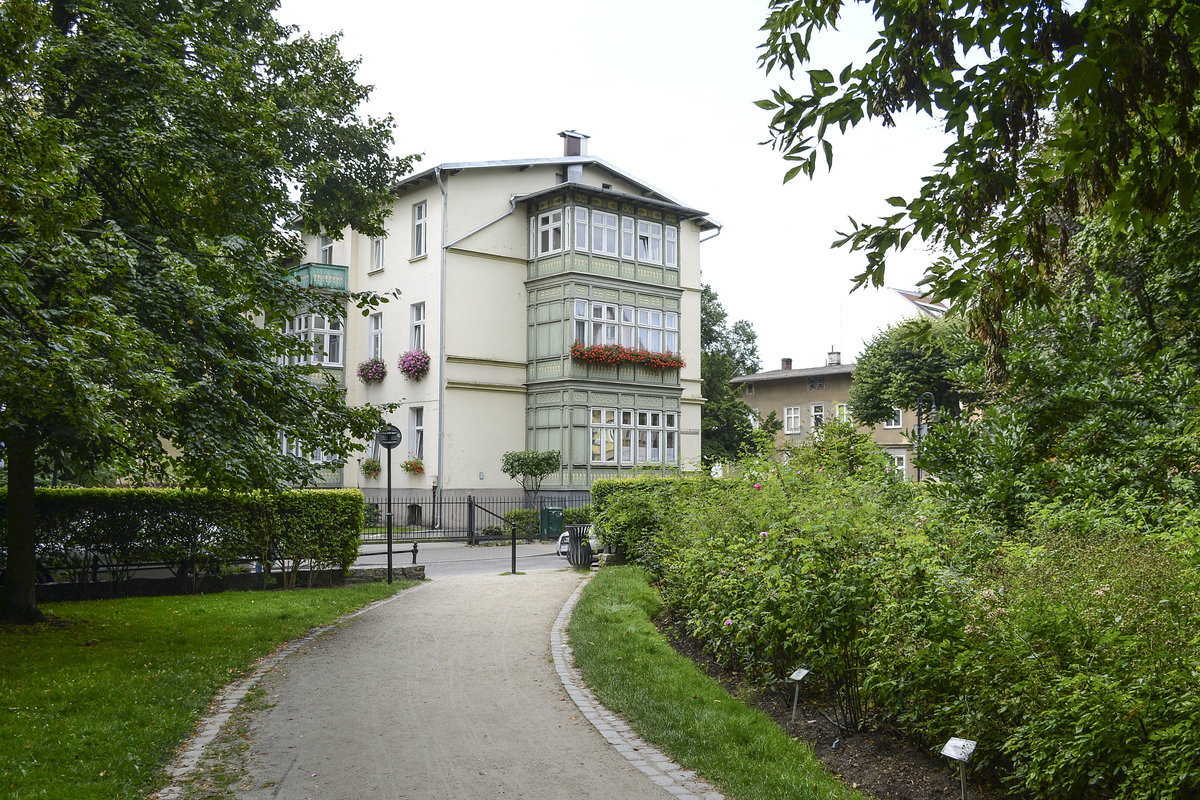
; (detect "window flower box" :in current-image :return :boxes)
[400,457,424,475]
[361,457,381,479]
[570,341,684,372]
[356,357,387,383]
[398,349,431,380]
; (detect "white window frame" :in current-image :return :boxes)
[412,201,427,258]
[664,226,678,267]
[370,236,385,271]
[620,306,636,347]
[636,308,664,352]
[411,302,426,351]
[664,412,678,464]
[537,210,563,256]
[592,211,619,256]
[784,406,803,434]
[834,403,850,422]
[573,299,588,344]
[590,407,677,466]
[811,403,825,429]
[574,207,588,251]
[591,302,618,346]
[368,312,383,360]
[280,433,333,465]
[319,235,333,264]
[310,314,343,366]
[409,407,424,460]
[590,408,618,464]
[286,312,342,366]
[637,220,662,264]
[620,216,635,259]
[885,408,903,429]
[890,453,907,472]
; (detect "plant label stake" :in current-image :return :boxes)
[940,737,976,800]
[789,667,810,724]
[376,424,403,583]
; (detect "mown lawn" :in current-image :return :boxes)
[569,565,863,800]
[0,581,415,800]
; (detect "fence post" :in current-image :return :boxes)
[467,494,475,545]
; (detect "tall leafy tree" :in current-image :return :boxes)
[849,315,978,426]
[0,0,418,621]
[924,207,1200,525]
[758,0,1200,380]
[700,284,764,463]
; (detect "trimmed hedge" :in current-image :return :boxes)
[0,487,365,591]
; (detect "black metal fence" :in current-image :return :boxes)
[360,491,590,543]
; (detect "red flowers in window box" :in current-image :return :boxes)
[570,341,685,371]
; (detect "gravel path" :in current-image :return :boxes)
[231,571,687,800]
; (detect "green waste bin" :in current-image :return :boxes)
[539,506,563,542]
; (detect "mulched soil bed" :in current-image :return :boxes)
[656,614,997,800]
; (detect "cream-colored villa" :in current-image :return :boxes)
[291,132,715,498]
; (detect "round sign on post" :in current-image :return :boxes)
[376,424,402,584]
[377,424,402,451]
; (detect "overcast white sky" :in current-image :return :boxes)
[276,0,951,371]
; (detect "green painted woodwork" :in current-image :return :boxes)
[291,262,349,291]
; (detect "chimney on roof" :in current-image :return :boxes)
[781,358,792,371]
[559,130,589,157]
[826,347,841,367]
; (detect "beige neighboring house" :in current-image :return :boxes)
[731,291,947,481]
[288,131,715,498]
[731,349,915,479]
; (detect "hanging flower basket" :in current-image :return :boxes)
[400,456,424,475]
[361,457,381,479]
[356,357,387,383]
[399,349,431,380]
[570,341,685,371]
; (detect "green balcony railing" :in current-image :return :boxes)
[291,262,349,292]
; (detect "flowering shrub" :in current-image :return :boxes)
[361,457,381,479]
[356,357,387,383]
[570,341,684,371]
[398,349,431,380]
[400,457,424,475]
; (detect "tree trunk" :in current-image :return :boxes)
[2,428,45,623]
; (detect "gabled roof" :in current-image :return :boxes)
[892,288,948,317]
[394,156,720,231]
[731,361,856,385]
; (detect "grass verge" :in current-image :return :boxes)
[568,566,863,800]
[0,580,416,800]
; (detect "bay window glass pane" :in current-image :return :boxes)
[593,212,618,256]
[621,217,635,258]
[574,208,588,250]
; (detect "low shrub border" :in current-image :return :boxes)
[591,423,1200,800]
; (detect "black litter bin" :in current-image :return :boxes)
[566,524,594,567]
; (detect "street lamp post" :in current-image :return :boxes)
[376,424,403,583]
[915,392,935,483]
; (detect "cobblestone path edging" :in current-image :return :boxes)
[551,572,725,800]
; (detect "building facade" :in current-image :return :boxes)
[732,349,917,479]
[291,132,714,497]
